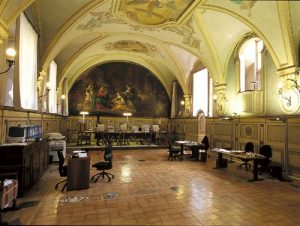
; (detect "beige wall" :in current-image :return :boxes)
[1,107,300,179]
[172,117,300,180]
[0,108,64,143]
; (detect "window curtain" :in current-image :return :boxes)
[48,60,57,113]
[19,13,38,110]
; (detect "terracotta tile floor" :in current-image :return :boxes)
[2,149,300,225]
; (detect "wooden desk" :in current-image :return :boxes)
[211,148,266,182]
[67,157,90,191]
[184,142,206,161]
[175,141,206,161]
[175,140,190,155]
[0,138,49,197]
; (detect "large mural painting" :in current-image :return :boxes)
[68,62,170,117]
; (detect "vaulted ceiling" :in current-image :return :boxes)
[0,0,299,98]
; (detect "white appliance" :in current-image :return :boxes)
[48,133,66,162]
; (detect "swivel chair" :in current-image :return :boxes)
[55,149,68,191]
[201,136,210,150]
[167,136,183,161]
[199,136,210,161]
[258,144,272,175]
[237,142,254,171]
[91,145,114,182]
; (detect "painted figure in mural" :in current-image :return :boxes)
[95,86,109,110]
[123,84,136,112]
[111,91,127,111]
[84,83,94,109]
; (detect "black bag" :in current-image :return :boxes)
[270,165,283,180]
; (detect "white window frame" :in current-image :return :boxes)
[239,38,264,92]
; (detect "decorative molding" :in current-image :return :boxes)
[76,11,126,31]
[215,88,227,115]
[230,0,257,17]
[278,70,300,113]
[162,18,201,50]
[0,20,8,41]
[103,40,161,57]
[183,94,191,115]
[37,69,48,98]
[76,10,200,50]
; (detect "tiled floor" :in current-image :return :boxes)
[2,148,300,225]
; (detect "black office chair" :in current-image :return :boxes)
[91,145,114,182]
[55,149,68,191]
[201,136,210,150]
[237,142,254,171]
[167,136,183,161]
[258,144,272,175]
[199,136,210,161]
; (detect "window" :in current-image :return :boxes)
[19,13,38,110]
[239,38,264,92]
[193,68,214,116]
[48,60,57,113]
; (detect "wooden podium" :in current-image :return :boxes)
[67,157,90,191]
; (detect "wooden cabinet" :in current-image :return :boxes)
[0,138,49,197]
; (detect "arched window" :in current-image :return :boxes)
[239,38,264,92]
[193,68,214,116]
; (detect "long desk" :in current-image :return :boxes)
[175,141,206,161]
[185,142,206,162]
[95,131,156,146]
[211,148,266,182]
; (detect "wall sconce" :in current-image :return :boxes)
[0,48,16,74]
[61,94,66,115]
[123,112,132,122]
[180,100,185,106]
[80,111,89,124]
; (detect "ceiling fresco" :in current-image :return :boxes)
[119,0,195,25]
[103,40,162,57]
[0,0,298,102]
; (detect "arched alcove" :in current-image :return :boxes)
[68,62,171,117]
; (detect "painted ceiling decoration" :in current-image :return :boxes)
[0,0,298,102]
[119,0,195,25]
[103,40,161,57]
[76,11,126,31]
[77,9,200,50]
[162,18,201,50]
[231,0,257,16]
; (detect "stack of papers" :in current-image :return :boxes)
[73,150,87,157]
